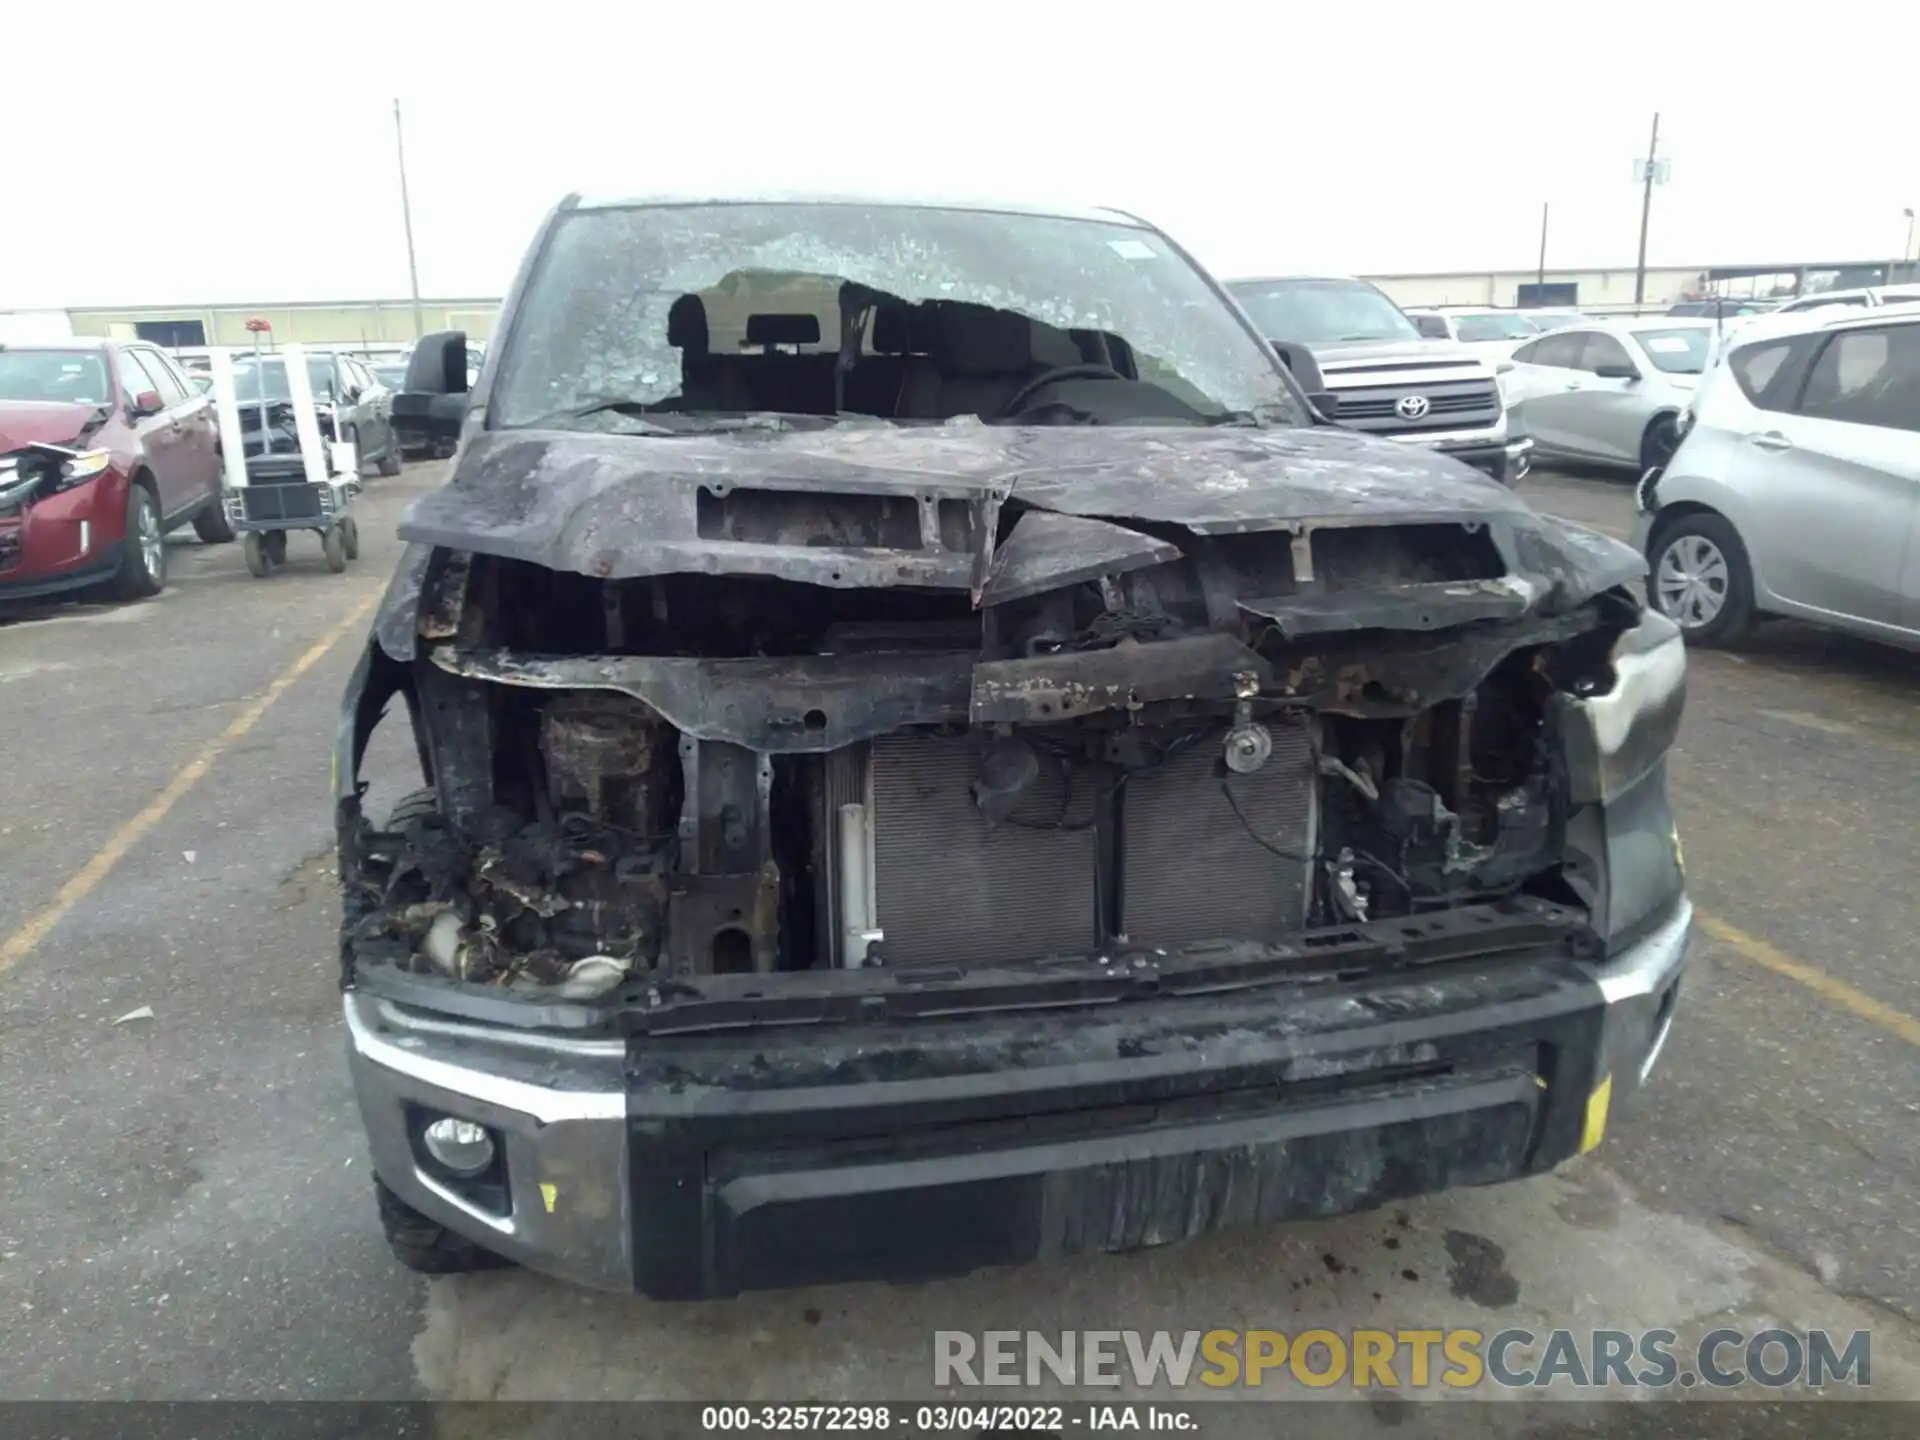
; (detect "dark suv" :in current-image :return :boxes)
[0,340,232,601]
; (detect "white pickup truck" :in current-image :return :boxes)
[1225,276,1531,484]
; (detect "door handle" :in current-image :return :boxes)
[1747,430,1792,451]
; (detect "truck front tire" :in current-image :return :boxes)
[375,1178,512,1276]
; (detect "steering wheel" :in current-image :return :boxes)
[998,364,1127,418]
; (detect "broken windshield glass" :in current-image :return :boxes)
[490,202,1304,430]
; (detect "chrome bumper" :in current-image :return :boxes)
[345,901,1692,1293]
[344,992,632,1290]
[1592,898,1693,1110]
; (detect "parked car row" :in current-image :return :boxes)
[1,341,408,605]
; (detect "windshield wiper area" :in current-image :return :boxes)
[1207,401,1294,428]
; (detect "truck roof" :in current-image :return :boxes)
[1225,275,1374,286]
[565,190,1149,228]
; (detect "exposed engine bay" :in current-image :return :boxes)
[338,401,1661,1023]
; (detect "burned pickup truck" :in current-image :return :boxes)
[337,194,1692,1296]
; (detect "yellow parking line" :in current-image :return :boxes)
[0,591,380,976]
[1699,910,1920,1048]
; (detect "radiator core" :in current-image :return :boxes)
[867,733,1098,968]
[1121,725,1316,948]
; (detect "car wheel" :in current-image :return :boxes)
[242,531,270,577]
[339,515,360,560]
[322,525,348,572]
[1641,415,1681,472]
[1648,512,1754,646]
[375,1178,510,1276]
[191,493,236,544]
[377,439,403,477]
[112,484,166,600]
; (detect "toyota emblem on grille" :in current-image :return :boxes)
[1396,394,1432,419]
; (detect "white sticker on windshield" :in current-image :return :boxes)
[1108,239,1157,260]
[1643,335,1692,353]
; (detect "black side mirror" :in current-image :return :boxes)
[405,330,470,395]
[393,329,471,443]
[1594,363,1641,381]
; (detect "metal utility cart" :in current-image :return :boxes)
[225,453,360,576]
[212,334,362,577]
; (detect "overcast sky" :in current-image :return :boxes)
[5,1,1915,309]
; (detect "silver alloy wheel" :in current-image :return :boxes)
[138,495,164,581]
[1656,533,1729,628]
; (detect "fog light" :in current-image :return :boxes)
[421,1117,495,1176]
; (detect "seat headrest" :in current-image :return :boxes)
[1029,321,1084,370]
[870,302,923,355]
[667,295,709,353]
[928,302,1034,375]
[744,312,822,348]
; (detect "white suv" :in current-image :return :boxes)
[1632,308,1920,648]
[1406,307,1541,360]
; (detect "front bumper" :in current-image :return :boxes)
[0,474,129,599]
[346,899,1691,1297]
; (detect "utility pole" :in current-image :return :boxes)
[1537,202,1549,289]
[393,99,424,339]
[1634,111,1661,305]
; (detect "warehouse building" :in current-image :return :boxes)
[51,298,500,349]
[8,256,1911,351]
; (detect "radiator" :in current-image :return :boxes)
[1121,724,1315,948]
[867,733,1098,968]
[834,724,1315,970]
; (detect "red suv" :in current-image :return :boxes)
[0,340,233,602]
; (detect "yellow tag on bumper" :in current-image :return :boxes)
[1580,1074,1613,1154]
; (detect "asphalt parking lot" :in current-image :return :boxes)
[1,462,1917,1431]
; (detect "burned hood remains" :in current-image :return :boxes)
[381,424,1641,655]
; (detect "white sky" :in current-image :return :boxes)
[5,0,1916,309]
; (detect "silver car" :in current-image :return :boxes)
[1504,318,1717,472]
[1631,308,1920,647]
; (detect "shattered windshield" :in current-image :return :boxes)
[490,202,1303,430]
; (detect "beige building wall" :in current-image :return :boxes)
[1367,266,1704,309]
[64,299,500,346]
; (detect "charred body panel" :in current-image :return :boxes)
[335,556,1693,1297]
[384,426,1639,638]
[337,420,1676,1018]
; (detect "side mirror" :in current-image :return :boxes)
[393,329,471,444]
[1594,363,1641,381]
[132,390,163,417]
[1308,391,1340,417]
[404,330,470,395]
